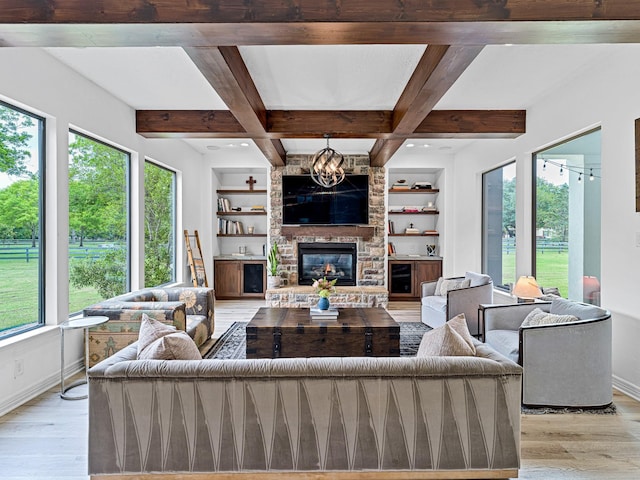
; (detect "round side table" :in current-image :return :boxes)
[60,315,109,400]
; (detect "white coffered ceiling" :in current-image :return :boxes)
[44,43,630,158]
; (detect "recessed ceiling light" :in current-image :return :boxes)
[226,143,236,148]
[423,143,430,148]
[240,142,250,147]
[206,145,220,151]
[406,143,415,148]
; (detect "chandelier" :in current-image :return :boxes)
[311,134,345,188]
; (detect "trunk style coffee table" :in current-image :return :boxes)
[246,307,400,358]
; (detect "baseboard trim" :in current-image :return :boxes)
[613,375,640,402]
[0,360,83,417]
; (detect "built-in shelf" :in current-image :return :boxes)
[217,189,267,194]
[218,234,267,237]
[389,233,440,237]
[388,188,439,194]
[388,211,439,215]
[281,225,375,240]
[217,211,266,216]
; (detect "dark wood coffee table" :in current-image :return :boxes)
[246,307,400,358]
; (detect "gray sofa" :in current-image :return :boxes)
[88,341,522,479]
[483,297,611,408]
[421,271,493,335]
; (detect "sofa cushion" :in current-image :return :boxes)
[137,314,201,360]
[138,332,202,360]
[447,313,476,354]
[421,294,447,314]
[417,315,476,357]
[438,278,471,296]
[485,329,520,363]
[465,271,492,287]
[137,313,177,356]
[521,307,578,327]
[550,297,606,320]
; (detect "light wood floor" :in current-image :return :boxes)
[1,300,639,479]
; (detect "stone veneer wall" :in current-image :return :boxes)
[270,154,385,286]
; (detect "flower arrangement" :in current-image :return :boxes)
[313,276,337,298]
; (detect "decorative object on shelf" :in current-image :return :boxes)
[405,222,420,234]
[313,276,337,310]
[411,181,432,189]
[512,275,543,302]
[247,226,255,234]
[426,244,437,256]
[245,175,257,190]
[267,242,281,289]
[391,179,410,190]
[311,134,345,188]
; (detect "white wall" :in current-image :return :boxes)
[452,45,640,399]
[0,49,206,415]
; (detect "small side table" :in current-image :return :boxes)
[60,316,109,400]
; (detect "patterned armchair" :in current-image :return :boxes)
[83,287,214,366]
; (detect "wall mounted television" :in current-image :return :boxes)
[282,174,369,225]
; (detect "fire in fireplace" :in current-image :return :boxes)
[297,242,357,286]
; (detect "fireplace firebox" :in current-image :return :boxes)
[298,242,357,286]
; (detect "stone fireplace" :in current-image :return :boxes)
[265,154,388,308]
[297,242,357,286]
[269,154,386,287]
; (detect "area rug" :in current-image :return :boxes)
[521,404,617,415]
[204,321,430,360]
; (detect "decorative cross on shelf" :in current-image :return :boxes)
[246,176,256,190]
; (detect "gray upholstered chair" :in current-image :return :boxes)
[483,297,612,408]
[420,271,493,335]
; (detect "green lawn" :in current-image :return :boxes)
[0,259,103,331]
[502,250,569,297]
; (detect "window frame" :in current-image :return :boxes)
[143,159,177,287]
[481,160,516,292]
[0,100,46,339]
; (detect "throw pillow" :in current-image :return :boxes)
[138,331,202,360]
[137,313,177,357]
[521,307,578,327]
[447,313,476,354]
[434,277,444,296]
[417,321,476,357]
[438,278,471,296]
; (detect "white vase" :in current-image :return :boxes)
[267,276,281,289]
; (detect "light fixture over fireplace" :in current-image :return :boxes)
[311,134,345,188]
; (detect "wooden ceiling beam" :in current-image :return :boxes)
[184,46,285,166]
[136,109,525,139]
[2,1,640,24]
[370,45,483,166]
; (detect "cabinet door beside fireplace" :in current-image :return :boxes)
[388,259,442,301]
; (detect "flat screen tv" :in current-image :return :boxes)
[282,174,369,225]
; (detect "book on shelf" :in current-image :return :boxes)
[391,181,410,189]
[388,220,395,234]
[411,181,433,189]
[251,205,266,212]
[404,227,420,234]
[387,242,396,255]
[402,206,420,213]
[423,230,439,235]
[217,197,232,212]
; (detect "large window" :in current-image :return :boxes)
[482,162,516,290]
[534,129,601,304]
[68,131,130,314]
[144,160,176,287]
[0,101,44,337]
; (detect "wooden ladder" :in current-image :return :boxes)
[184,229,208,287]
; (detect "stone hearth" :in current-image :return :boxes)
[266,286,388,309]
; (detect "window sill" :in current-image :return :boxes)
[0,325,58,350]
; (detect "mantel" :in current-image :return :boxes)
[281,225,375,240]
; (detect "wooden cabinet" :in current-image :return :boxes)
[214,259,266,299]
[388,259,442,301]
